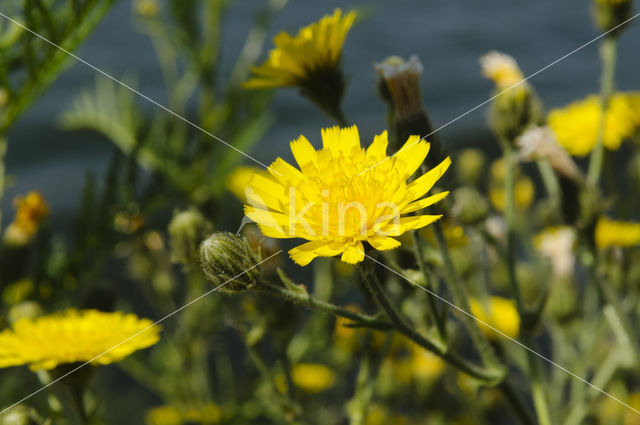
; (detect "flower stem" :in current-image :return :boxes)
[587,35,618,187]
[358,260,504,383]
[411,230,447,342]
[503,143,553,425]
[432,221,503,370]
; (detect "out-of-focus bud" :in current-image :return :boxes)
[241,223,281,273]
[134,0,160,18]
[375,55,445,165]
[451,187,489,225]
[592,0,632,34]
[199,232,261,292]
[168,209,213,267]
[480,51,542,142]
[546,277,579,323]
[516,126,584,184]
[0,404,32,425]
[8,301,42,325]
[455,149,487,186]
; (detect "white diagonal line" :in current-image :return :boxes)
[0,250,282,416]
[0,11,276,172]
[358,11,640,176]
[364,253,640,416]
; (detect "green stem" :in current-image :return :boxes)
[499,380,538,425]
[0,137,6,237]
[358,261,504,383]
[433,221,503,370]
[411,230,447,341]
[503,143,553,425]
[537,159,561,207]
[260,282,393,331]
[587,35,618,186]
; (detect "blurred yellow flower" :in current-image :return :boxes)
[480,51,524,88]
[244,9,356,90]
[420,221,468,248]
[3,191,49,246]
[408,342,445,381]
[291,363,336,393]
[489,177,535,212]
[548,93,640,156]
[146,406,182,425]
[469,297,520,339]
[595,216,640,249]
[183,403,221,424]
[0,309,161,371]
[226,166,271,202]
[243,126,450,265]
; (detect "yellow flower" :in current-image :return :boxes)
[3,191,49,246]
[469,297,520,339]
[595,216,640,249]
[291,363,336,393]
[548,93,639,156]
[245,9,355,90]
[183,403,221,424]
[244,126,450,266]
[226,166,271,202]
[408,342,445,381]
[146,406,182,425]
[0,309,161,371]
[480,51,524,88]
[489,178,535,212]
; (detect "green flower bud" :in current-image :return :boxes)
[168,209,213,267]
[451,187,489,225]
[592,0,632,34]
[489,85,542,142]
[547,277,579,323]
[199,232,261,292]
[455,149,487,186]
[0,404,31,425]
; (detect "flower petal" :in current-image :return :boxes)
[290,135,317,168]
[368,234,401,251]
[394,136,430,177]
[340,241,365,263]
[406,157,452,200]
[289,240,346,266]
[401,191,450,214]
[382,215,442,236]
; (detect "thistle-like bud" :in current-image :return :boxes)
[199,232,261,292]
[451,187,489,225]
[375,55,445,165]
[168,209,213,267]
[480,51,542,142]
[455,149,487,186]
[592,0,632,34]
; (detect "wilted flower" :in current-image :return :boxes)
[3,191,49,247]
[548,93,640,156]
[243,126,450,265]
[469,297,520,340]
[534,226,576,278]
[0,309,160,371]
[245,9,356,121]
[290,363,336,393]
[516,125,584,183]
[595,216,640,249]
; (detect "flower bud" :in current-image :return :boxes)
[592,0,632,34]
[455,149,487,186]
[451,187,489,225]
[168,209,213,266]
[199,232,261,292]
[134,0,160,17]
[0,404,32,425]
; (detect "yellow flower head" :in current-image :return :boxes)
[4,191,49,246]
[245,9,356,90]
[291,363,336,393]
[479,51,525,88]
[595,216,640,249]
[0,309,161,371]
[548,93,639,156]
[408,341,445,381]
[226,166,271,202]
[243,126,451,266]
[469,296,520,340]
